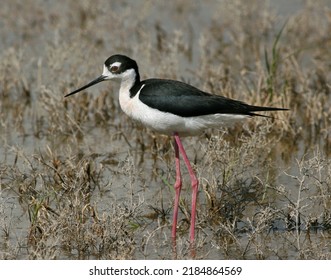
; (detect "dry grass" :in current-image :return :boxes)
[0,0,331,259]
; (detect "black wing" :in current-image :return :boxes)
[138,79,287,117]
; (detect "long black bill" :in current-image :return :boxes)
[65,75,107,97]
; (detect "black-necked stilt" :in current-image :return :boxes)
[65,54,288,243]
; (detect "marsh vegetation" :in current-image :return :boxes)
[0,0,330,259]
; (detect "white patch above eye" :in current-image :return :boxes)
[110,62,121,69]
[109,62,122,73]
[102,62,122,77]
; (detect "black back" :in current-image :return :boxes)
[138,79,282,117]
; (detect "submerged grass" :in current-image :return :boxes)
[0,0,331,259]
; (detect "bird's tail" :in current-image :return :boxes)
[248,105,289,118]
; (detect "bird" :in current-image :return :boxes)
[65,54,288,244]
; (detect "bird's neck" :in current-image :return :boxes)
[119,69,141,98]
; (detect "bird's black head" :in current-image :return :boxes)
[104,54,139,77]
[65,54,140,97]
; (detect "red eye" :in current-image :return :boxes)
[110,65,119,73]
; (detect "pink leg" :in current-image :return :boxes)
[172,137,182,240]
[174,133,199,243]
